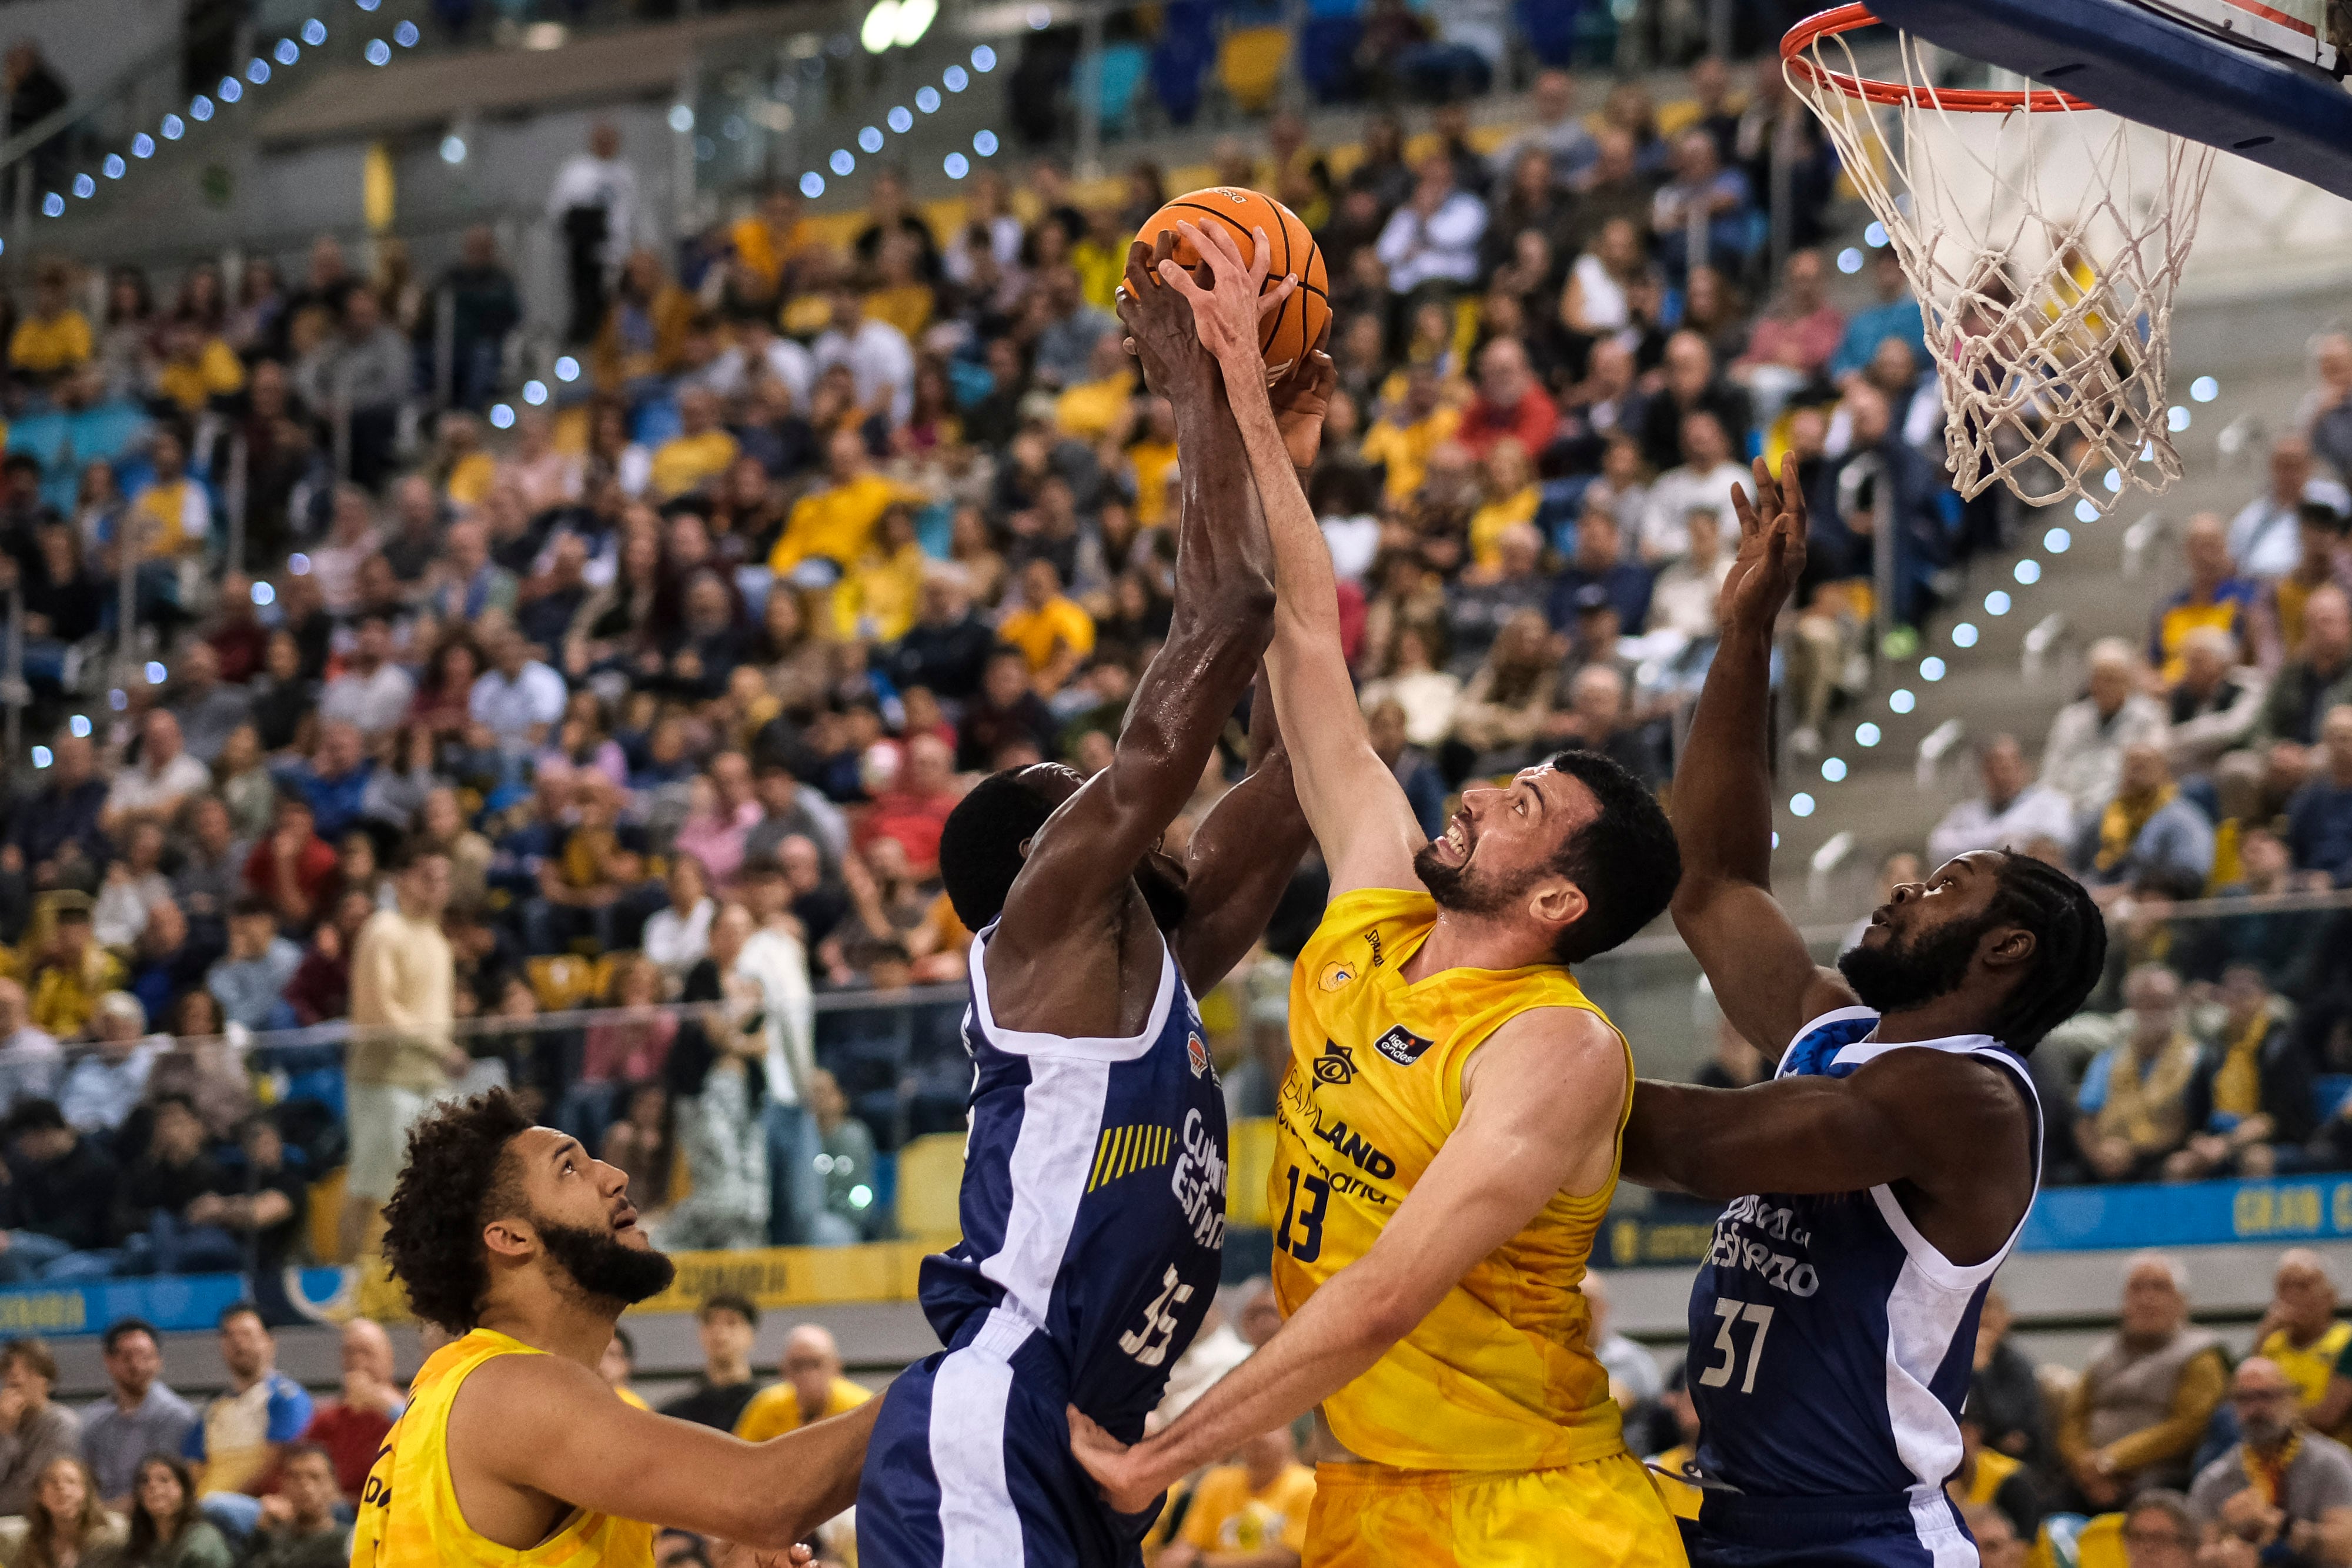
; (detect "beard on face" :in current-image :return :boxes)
[534,1214,677,1308]
[1836,912,1987,1015]
[1413,839,1532,916]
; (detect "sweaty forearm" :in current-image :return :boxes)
[756,1397,881,1546]
[1167,373,1274,631]
[1128,1267,1395,1492]
[1214,354,1338,654]
[1671,619,1777,893]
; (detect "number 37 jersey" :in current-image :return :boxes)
[1687,1007,2043,1504]
[916,926,1229,1437]
[1274,887,1633,1474]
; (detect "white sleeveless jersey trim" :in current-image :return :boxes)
[965,922,1177,1063]
[1781,1008,2044,1502]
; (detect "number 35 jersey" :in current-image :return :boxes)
[1688,1007,2043,1504]
[1274,887,1633,1473]
[916,925,1229,1438]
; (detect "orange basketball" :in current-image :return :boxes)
[1137,186,1329,383]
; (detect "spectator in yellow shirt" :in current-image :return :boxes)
[1359,365,1461,503]
[730,186,808,301]
[1161,1425,1315,1568]
[769,427,919,579]
[128,427,211,563]
[9,261,92,385]
[996,557,1094,694]
[435,409,498,510]
[150,319,245,416]
[1127,396,1181,530]
[26,898,126,1041]
[733,1325,873,1443]
[833,502,927,642]
[1055,334,1138,443]
[2258,1249,2352,1431]
[861,232,935,345]
[592,249,697,396]
[650,386,741,501]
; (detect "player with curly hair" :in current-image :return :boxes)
[353,1088,877,1567]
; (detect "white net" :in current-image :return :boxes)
[1785,18,2217,511]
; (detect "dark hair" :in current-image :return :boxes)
[3,1338,56,1384]
[2300,500,2348,533]
[937,767,1061,931]
[1542,750,1680,964]
[102,1318,159,1354]
[380,1090,533,1332]
[149,1092,199,1121]
[125,1452,203,1554]
[1980,852,2107,1054]
[216,1302,265,1332]
[280,1441,334,1472]
[699,1292,759,1329]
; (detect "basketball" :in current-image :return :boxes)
[1135,186,1329,382]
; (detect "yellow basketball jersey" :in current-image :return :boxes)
[1274,887,1633,1474]
[352,1328,655,1568]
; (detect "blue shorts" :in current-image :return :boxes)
[1684,1488,1977,1568]
[857,1308,1158,1568]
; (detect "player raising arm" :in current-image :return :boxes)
[356,1091,871,1567]
[1073,219,1686,1568]
[854,232,1314,1568]
[1617,458,2107,1568]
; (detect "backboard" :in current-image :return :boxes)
[1869,0,2352,200]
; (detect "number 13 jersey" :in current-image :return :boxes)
[1686,1007,2043,1505]
[1274,887,1633,1473]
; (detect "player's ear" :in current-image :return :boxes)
[1980,924,2038,971]
[482,1215,537,1261]
[1528,878,1589,938]
[1017,834,1037,860]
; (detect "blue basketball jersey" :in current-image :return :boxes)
[917,925,1230,1437]
[1686,1007,2042,1517]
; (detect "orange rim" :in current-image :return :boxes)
[1782,4,2096,112]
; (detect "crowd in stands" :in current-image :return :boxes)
[1903,350,2352,1185]
[0,32,2337,1301]
[0,51,1932,1281]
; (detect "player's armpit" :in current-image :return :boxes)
[456,1354,877,1549]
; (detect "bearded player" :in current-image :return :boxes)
[853,230,1312,1568]
[1619,458,2106,1567]
[356,1089,877,1566]
[1071,219,1686,1565]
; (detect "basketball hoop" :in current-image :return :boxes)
[1782,5,2217,511]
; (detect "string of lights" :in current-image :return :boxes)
[1782,372,2224,823]
[483,39,1008,432]
[14,0,433,240]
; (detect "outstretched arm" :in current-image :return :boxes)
[1070,1006,1626,1510]
[996,235,1285,943]
[1171,668,1312,995]
[1621,1046,2017,1202]
[457,1352,880,1550]
[1167,220,1424,897]
[1659,456,1856,1062]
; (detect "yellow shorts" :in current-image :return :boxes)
[1303,1449,1689,1568]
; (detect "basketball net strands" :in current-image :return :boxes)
[1783,5,2219,513]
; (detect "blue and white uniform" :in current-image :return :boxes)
[858,925,1229,1568]
[1681,1007,2043,1568]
